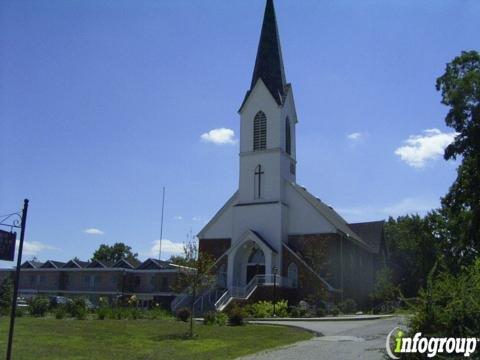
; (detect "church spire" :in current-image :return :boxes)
[250,0,286,105]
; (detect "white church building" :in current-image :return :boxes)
[197,0,386,310]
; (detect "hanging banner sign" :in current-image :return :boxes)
[0,230,16,261]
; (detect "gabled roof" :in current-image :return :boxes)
[137,258,175,270]
[113,258,137,269]
[250,0,286,105]
[21,260,43,269]
[198,191,238,238]
[62,259,89,268]
[290,182,372,251]
[86,260,109,268]
[40,260,65,269]
[348,221,385,253]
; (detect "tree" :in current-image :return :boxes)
[384,214,440,297]
[171,239,215,338]
[92,243,138,264]
[436,50,480,267]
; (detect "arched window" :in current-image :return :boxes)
[287,262,298,288]
[285,117,291,155]
[253,111,267,150]
[254,164,264,199]
[248,247,265,265]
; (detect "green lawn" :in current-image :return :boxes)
[0,317,312,360]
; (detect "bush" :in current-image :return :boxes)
[147,307,172,320]
[0,278,13,316]
[66,298,88,319]
[228,306,244,326]
[96,307,109,320]
[410,260,480,338]
[30,296,49,317]
[244,300,289,318]
[330,306,341,317]
[15,307,25,317]
[175,307,190,322]
[203,311,228,326]
[315,307,326,317]
[339,299,357,314]
[55,307,66,319]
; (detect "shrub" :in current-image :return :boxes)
[30,296,49,317]
[147,307,172,320]
[0,278,13,316]
[410,260,480,338]
[203,311,217,325]
[55,307,66,319]
[175,307,190,322]
[228,306,244,326]
[330,306,340,317]
[66,298,88,319]
[315,307,326,317]
[203,311,228,326]
[97,307,109,320]
[339,299,357,314]
[15,307,25,318]
[245,300,289,318]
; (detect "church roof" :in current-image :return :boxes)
[348,221,385,253]
[290,183,373,251]
[250,0,286,105]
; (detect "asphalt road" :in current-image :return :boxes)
[240,316,407,360]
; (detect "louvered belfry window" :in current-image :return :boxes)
[253,111,267,151]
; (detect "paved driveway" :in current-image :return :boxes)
[240,316,407,360]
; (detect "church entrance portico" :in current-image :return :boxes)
[227,230,276,288]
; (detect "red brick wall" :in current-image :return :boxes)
[198,238,231,261]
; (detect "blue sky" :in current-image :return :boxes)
[1,0,479,265]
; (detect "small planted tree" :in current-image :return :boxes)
[171,239,215,337]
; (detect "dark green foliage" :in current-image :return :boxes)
[330,306,340,317]
[203,311,227,326]
[370,268,398,305]
[0,278,13,316]
[66,298,87,319]
[175,307,190,322]
[410,259,480,338]
[385,215,440,297]
[315,307,326,317]
[436,50,480,269]
[92,242,139,264]
[243,300,289,318]
[30,296,49,317]
[55,307,66,319]
[228,306,244,326]
[338,299,357,314]
[15,307,25,317]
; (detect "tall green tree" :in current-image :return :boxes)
[436,50,480,267]
[384,214,440,297]
[92,242,138,264]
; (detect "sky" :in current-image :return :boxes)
[1,0,479,265]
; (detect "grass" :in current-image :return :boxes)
[0,317,312,359]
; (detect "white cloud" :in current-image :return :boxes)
[173,216,183,221]
[192,216,202,222]
[83,228,104,235]
[148,239,184,259]
[16,241,56,256]
[395,128,457,168]
[338,197,439,222]
[200,128,237,145]
[347,132,363,140]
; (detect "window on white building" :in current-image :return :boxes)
[253,111,267,150]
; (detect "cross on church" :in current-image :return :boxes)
[255,165,264,198]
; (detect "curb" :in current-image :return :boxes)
[248,314,395,322]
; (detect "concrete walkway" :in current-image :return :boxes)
[239,316,407,360]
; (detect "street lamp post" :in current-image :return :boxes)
[272,266,278,317]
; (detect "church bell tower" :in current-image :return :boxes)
[237,0,298,205]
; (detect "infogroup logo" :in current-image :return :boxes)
[386,327,479,359]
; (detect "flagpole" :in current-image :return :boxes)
[159,187,165,261]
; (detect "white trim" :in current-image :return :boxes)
[197,191,238,238]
